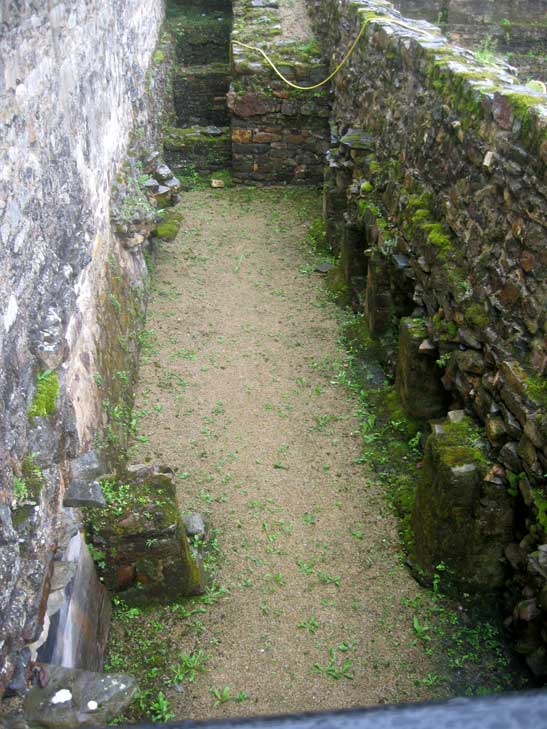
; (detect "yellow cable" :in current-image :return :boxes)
[232,16,435,91]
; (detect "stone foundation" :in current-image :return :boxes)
[229,0,331,185]
[311,0,547,676]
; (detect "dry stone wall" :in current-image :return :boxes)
[308,0,547,676]
[229,0,331,185]
[0,0,165,694]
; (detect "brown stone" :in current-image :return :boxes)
[116,564,135,589]
[520,251,536,273]
[232,92,279,117]
[485,416,508,448]
[253,132,275,143]
[232,128,252,143]
[492,93,514,129]
[498,282,520,306]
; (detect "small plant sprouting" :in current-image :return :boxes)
[297,616,320,634]
[210,686,232,706]
[172,649,209,684]
[412,615,431,642]
[13,477,28,504]
[435,352,451,369]
[313,647,354,680]
[149,691,174,723]
[210,686,250,707]
[317,571,341,587]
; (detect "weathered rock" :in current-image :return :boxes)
[154,163,173,181]
[485,416,508,448]
[364,253,393,336]
[63,480,105,509]
[515,598,541,622]
[314,262,335,273]
[412,416,513,589]
[24,665,137,728]
[33,532,111,672]
[87,465,204,604]
[181,512,206,538]
[396,318,448,419]
[498,442,522,473]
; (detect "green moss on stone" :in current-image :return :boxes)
[156,210,184,240]
[524,375,547,409]
[28,370,59,419]
[465,302,489,329]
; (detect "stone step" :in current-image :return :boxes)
[167,7,231,65]
[173,64,230,127]
[164,125,232,175]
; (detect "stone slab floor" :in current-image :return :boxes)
[116,187,450,721]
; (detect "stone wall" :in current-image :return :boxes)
[308,0,547,676]
[229,0,331,185]
[0,0,165,693]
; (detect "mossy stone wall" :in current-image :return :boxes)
[229,0,331,185]
[310,0,547,677]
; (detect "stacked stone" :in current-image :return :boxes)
[229,0,331,185]
[311,0,547,677]
[163,2,233,177]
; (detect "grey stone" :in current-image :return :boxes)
[392,253,410,269]
[251,0,279,7]
[154,164,173,181]
[314,262,335,273]
[0,505,18,546]
[204,126,224,136]
[24,665,137,728]
[182,512,206,537]
[142,177,160,192]
[34,533,111,672]
[499,442,523,473]
[70,450,104,483]
[63,480,105,509]
[164,177,181,192]
[5,647,31,696]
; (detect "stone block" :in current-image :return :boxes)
[24,664,137,728]
[412,416,513,589]
[87,465,204,604]
[364,252,393,337]
[395,317,448,419]
[33,532,111,672]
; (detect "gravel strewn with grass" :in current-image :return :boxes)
[113,187,445,722]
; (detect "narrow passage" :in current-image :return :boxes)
[130,187,436,719]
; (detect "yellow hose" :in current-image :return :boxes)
[232,16,435,91]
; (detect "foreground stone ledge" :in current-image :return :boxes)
[24,665,137,728]
[86,465,204,604]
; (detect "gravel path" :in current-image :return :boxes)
[131,187,436,720]
[278,0,313,41]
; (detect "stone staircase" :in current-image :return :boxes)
[164,1,233,183]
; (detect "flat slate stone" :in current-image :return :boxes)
[24,665,137,728]
[34,532,111,672]
[63,479,105,508]
[314,262,335,273]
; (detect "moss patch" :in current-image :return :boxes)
[28,370,59,419]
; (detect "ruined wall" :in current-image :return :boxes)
[0,0,165,692]
[308,0,547,676]
[229,0,331,185]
